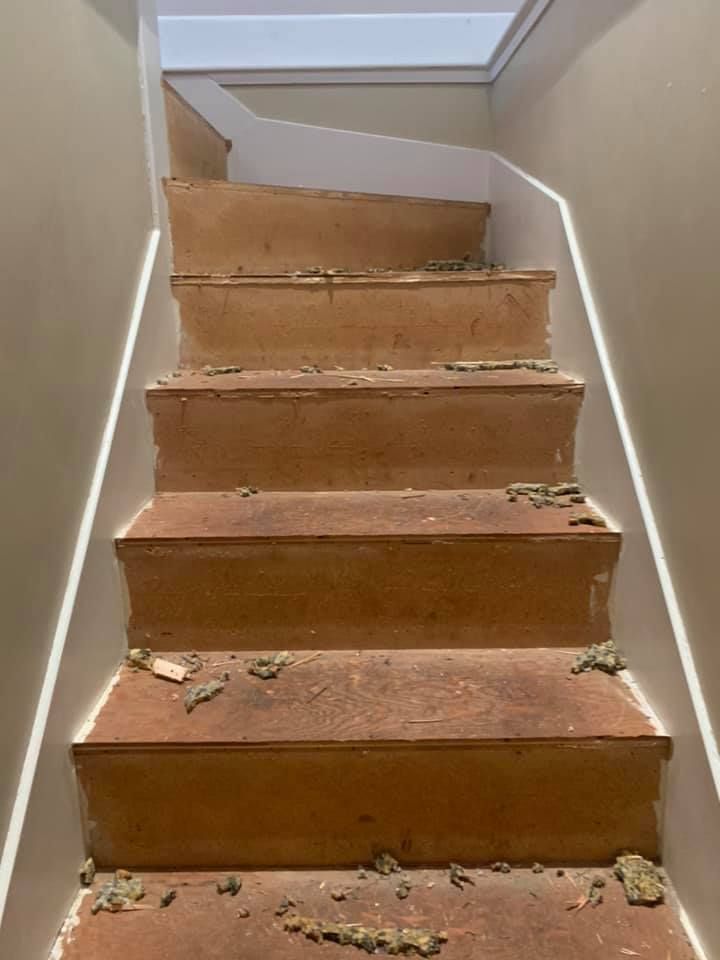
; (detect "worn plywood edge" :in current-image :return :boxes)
[74,736,669,757]
[163,176,492,210]
[117,530,619,547]
[147,379,584,399]
[162,79,232,151]
[170,269,557,287]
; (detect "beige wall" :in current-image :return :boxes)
[491,2,720,955]
[227,84,493,148]
[0,2,177,956]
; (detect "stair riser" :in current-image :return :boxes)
[175,275,553,369]
[166,181,489,273]
[149,387,582,492]
[119,537,618,650]
[75,741,664,868]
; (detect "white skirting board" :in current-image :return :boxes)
[487,152,716,960]
[165,75,491,201]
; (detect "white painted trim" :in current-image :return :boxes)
[167,75,490,200]
[206,68,492,85]
[488,0,554,80]
[489,151,720,802]
[678,901,711,960]
[158,13,515,71]
[0,228,161,928]
[158,2,525,14]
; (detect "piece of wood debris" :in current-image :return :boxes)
[152,658,188,683]
[287,651,323,669]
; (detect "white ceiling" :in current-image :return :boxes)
[157,1,524,13]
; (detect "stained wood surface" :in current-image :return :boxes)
[148,371,582,492]
[166,179,490,274]
[60,868,696,960]
[173,270,555,369]
[123,489,614,543]
[83,649,658,746]
[163,82,229,181]
[74,740,664,867]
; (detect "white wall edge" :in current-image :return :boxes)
[489,150,720,803]
[488,0,554,81]
[167,75,491,200]
[204,67,492,85]
[0,227,161,928]
[678,900,711,960]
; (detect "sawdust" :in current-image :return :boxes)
[614,854,665,906]
[490,862,512,874]
[531,863,545,874]
[395,877,412,900]
[79,858,96,886]
[300,364,323,373]
[374,852,401,876]
[247,651,295,679]
[421,257,494,272]
[184,679,225,713]
[284,916,448,956]
[237,907,251,918]
[126,648,153,671]
[217,876,242,896]
[449,863,475,889]
[566,876,605,912]
[275,895,297,917]
[568,513,608,527]
[572,640,627,676]
[442,359,558,374]
[180,652,206,675]
[159,888,177,908]
[203,365,244,376]
[91,870,145,914]
[235,486,259,497]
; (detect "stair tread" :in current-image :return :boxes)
[59,867,695,960]
[122,489,617,543]
[79,649,660,748]
[152,367,579,395]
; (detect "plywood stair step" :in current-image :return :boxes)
[173,269,556,369]
[165,179,490,273]
[74,649,667,868]
[149,368,582,492]
[118,489,619,650]
[58,867,695,960]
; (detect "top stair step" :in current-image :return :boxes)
[165,179,490,274]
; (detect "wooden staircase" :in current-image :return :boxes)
[64,179,695,959]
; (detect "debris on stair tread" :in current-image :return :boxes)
[374,851,402,876]
[80,649,661,747]
[284,915,448,956]
[91,870,145,914]
[441,359,558,373]
[183,678,225,713]
[572,640,627,676]
[217,876,242,897]
[247,651,294,680]
[58,868,696,960]
[122,489,615,543]
[449,863,474,889]
[614,854,665,905]
[150,367,578,393]
[79,857,96,886]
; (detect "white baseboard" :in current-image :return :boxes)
[0,228,161,928]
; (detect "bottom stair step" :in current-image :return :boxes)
[73,649,668,868]
[59,867,695,960]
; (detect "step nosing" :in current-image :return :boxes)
[170,268,557,286]
[75,735,669,753]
